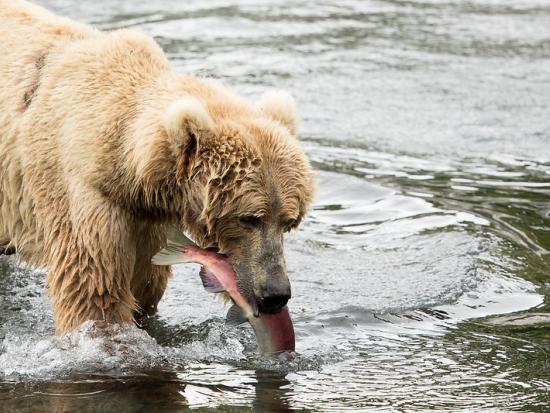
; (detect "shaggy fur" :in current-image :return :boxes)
[0,1,314,333]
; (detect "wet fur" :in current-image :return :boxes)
[0,1,314,333]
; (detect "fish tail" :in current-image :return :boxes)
[166,226,196,246]
[151,226,196,265]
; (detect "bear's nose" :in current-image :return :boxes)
[259,278,291,314]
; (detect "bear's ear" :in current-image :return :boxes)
[163,96,215,148]
[258,90,298,135]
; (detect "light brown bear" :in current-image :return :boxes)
[0,0,314,333]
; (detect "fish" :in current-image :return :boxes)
[152,227,295,354]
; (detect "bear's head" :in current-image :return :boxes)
[135,85,314,313]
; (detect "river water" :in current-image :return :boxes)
[1,1,549,412]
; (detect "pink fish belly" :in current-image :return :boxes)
[258,307,295,352]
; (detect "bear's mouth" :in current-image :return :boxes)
[206,245,220,253]
[204,243,290,315]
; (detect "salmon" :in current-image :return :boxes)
[152,228,295,354]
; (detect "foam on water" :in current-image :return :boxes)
[0,319,256,381]
[0,322,161,380]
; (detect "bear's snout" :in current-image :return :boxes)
[259,275,291,314]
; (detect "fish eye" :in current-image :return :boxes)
[238,215,262,228]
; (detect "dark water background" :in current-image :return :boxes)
[1,1,549,412]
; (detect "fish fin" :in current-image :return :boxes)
[151,226,196,266]
[151,245,184,266]
[166,226,196,246]
[225,304,247,326]
[199,267,225,293]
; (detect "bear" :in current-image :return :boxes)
[0,0,314,334]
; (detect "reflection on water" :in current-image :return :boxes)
[1,369,299,413]
[1,0,550,412]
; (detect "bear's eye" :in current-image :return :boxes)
[238,215,262,229]
[283,219,297,232]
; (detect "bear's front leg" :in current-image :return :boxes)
[45,199,137,334]
[131,223,172,326]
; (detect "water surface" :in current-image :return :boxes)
[1,0,549,412]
